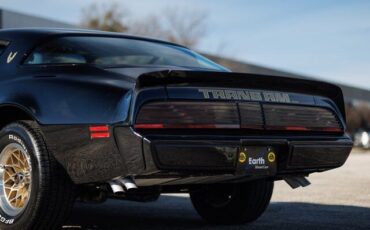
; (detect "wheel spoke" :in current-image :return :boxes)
[4,170,14,182]
[4,176,14,184]
[24,176,31,184]
[0,143,32,212]
[4,185,13,190]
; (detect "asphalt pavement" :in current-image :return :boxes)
[63,151,370,230]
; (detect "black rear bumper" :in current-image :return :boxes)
[42,125,352,185]
[114,127,353,183]
[148,139,352,172]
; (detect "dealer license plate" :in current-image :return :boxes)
[236,146,277,176]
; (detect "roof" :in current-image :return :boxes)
[0,28,186,48]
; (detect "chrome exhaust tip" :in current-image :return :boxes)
[284,176,311,189]
[118,177,138,191]
[108,177,138,194]
[108,180,125,194]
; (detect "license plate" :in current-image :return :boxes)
[236,146,277,176]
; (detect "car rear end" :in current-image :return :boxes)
[113,70,353,186]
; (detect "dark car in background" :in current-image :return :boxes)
[0,28,352,229]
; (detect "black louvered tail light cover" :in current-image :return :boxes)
[239,103,264,129]
[135,102,240,129]
[263,104,342,132]
[134,101,343,133]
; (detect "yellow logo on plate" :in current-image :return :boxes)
[267,152,276,163]
[239,152,247,163]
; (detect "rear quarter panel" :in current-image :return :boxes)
[0,65,135,183]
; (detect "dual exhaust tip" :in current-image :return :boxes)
[109,177,138,194]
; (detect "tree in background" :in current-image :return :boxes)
[346,102,370,133]
[157,7,207,48]
[80,3,208,49]
[81,3,129,33]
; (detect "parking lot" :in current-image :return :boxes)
[64,151,370,229]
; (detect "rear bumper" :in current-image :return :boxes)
[42,125,352,185]
[148,139,352,172]
[114,127,353,183]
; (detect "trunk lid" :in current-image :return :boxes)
[133,69,345,119]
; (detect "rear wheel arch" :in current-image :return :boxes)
[0,104,39,129]
[0,105,75,181]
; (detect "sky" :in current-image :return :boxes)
[0,0,369,90]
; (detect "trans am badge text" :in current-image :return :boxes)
[198,89,291,103]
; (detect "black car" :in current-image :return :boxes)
[0,28,352,229]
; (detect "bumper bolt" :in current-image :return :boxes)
[239,152,247,163]
[268,151,276,163]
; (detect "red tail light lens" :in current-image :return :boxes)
[134,124,165,129]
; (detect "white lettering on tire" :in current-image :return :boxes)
[9,135,28,153]
[0,213,14,225]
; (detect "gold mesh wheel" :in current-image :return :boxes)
[0,143,32,216]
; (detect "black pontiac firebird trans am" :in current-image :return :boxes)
[0,28,352,229]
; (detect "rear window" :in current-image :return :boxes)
[24,36,227,71]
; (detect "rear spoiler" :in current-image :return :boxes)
[136,70,346,120]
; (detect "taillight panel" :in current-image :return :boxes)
[134,101,343,133]
[238,103,264,129]
[135,102,240,129]
[263,104,342,132]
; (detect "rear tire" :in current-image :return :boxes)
[0,121,75,230]
[190,179,273,225]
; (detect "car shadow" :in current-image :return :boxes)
[63,195,370,230]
